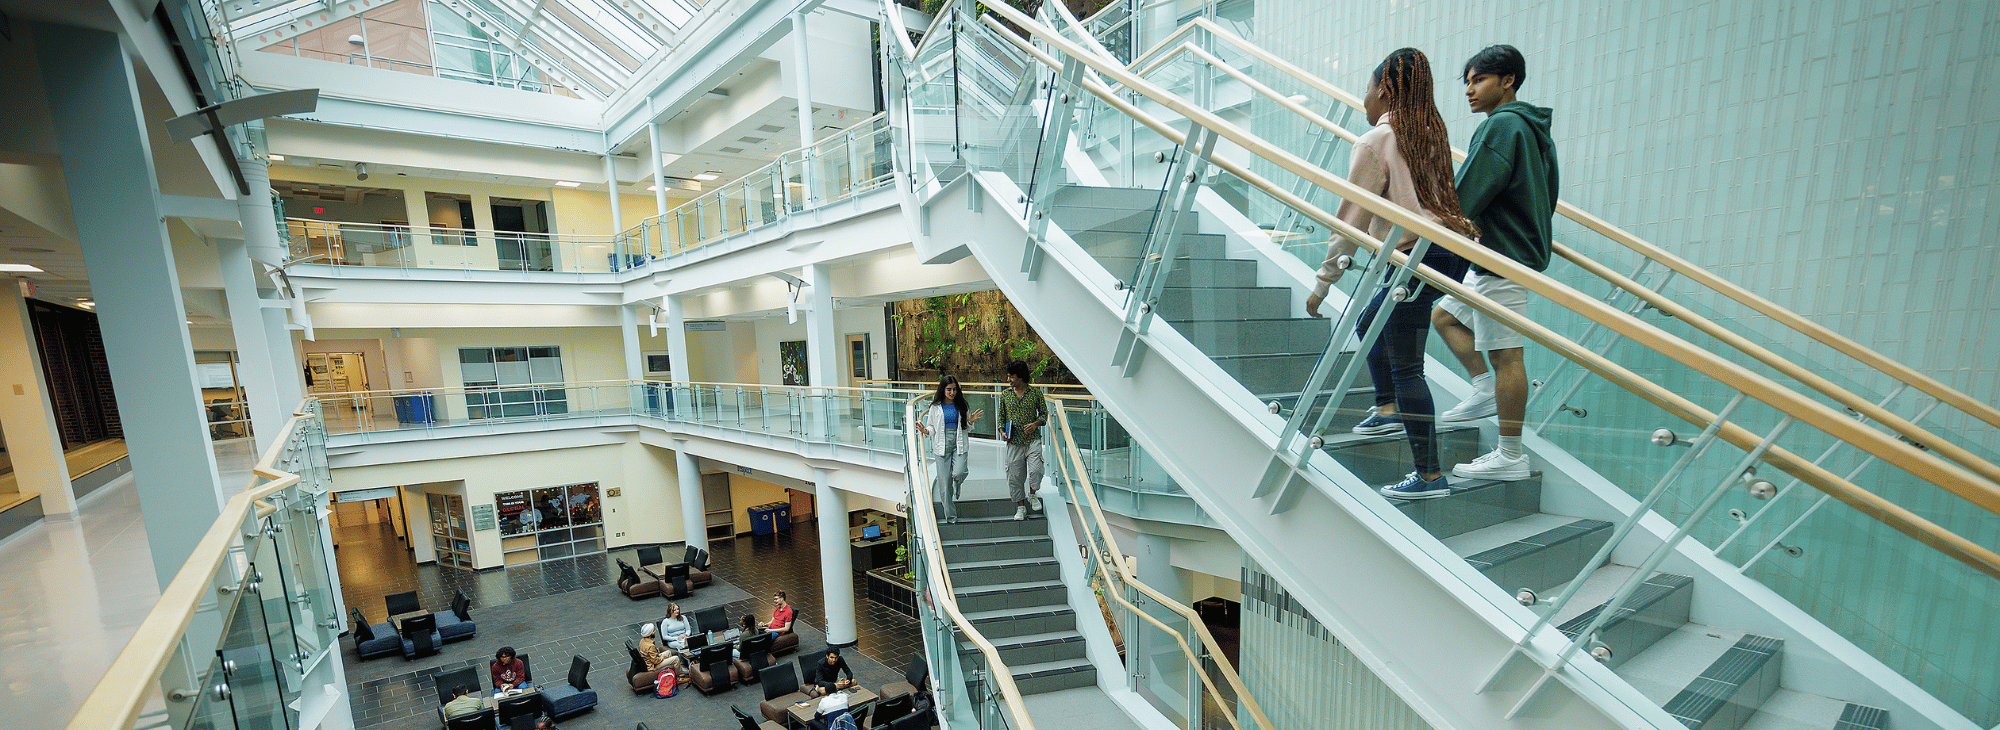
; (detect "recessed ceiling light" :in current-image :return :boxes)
[692,173,720,181]
[268,154,286,161]
[555,180,582,187]
[0,264,44,273]
[1286,94,1308,103]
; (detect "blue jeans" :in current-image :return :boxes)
[935,433,970,517]
[1355,245,1469,476]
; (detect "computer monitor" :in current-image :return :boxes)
[861,525,883,540]
[384,590,422,617]
[636,545,663,566]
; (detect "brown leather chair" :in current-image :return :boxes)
[730,632,776,684]
[618,560,664,600]
[685,545,715,589]
[879,653,928,700]
[756,663,811,725]
[625,641,664,694]
[688,644,736,695]
[769,609,800,657]
[645,562,694,600]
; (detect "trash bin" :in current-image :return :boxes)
[749,504,779,536]
[393,392,435,424]
[770,502,791,532]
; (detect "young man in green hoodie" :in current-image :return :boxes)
[1430,44,1559,483]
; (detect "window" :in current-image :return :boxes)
[459,346,567,419]
[497,482,604,566]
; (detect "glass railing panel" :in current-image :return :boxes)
[183,651,243,730]
[220,539,293,730]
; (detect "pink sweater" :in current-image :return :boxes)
[1313,112,1447,298]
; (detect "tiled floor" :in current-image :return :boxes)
[336,516,924,730]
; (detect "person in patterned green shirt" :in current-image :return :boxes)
[997,360,1048,521]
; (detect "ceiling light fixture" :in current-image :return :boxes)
[355,162,369,181]
[0,264,44,273]
[1286,94,1309,103]
[692,172,720,181]
[268,154,286,161]
[554,180,582,187]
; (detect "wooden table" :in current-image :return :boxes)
[788,688,878,726]
[482,687,540,709]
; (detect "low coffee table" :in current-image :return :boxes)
[788,688,878,727]
[483,686,541,709]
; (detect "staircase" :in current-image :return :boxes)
[938,498,1098,696]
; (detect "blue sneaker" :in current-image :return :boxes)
[1379,471,1451,500]
[1351,408,1405,436]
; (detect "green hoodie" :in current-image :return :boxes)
[1455,101,1558,275]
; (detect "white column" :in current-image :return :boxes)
[649,122,669,215]
[620,304,642,382]
[604,154,624,234]
[813,467,857,647]
[664,295,690,385]
[791,10,817,204]
[38,22,226,587]
[217,238,287,453]
[0,287,76,517]
[233,157,305,427]
[802,263,840,439]
[674,442,706,551]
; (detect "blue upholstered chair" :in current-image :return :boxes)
[398,613,444,660]
[538,655,598,720]
[349,607,401,660]
[432,591,477,643]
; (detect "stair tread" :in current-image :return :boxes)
[954,579,1066,596]
[1004,657,1096,678]
[1557,572,1694,636]
[1548,565,1638,627]
[1441,512,1600,559]
[956,629,1085,651]
[962,606,1075,623]
[1613,624,1750,706]
[949,556,1059,571]
[1321,424,1482,451]
[943,534,1053,548]
[1736,690,1856,730]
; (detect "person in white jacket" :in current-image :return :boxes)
[915,376,983,522]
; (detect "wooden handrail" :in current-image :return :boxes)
[1049,401,1275,730]
[975,5,2000,579]
[1169,16,2000,449]
[68,404,317,730]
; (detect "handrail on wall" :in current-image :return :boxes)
[971,3,2000,581]
[67,404,318,730]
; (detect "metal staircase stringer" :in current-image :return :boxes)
[925,167,1668,730]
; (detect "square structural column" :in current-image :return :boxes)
[0,288,76,517]
[37,22,227,587]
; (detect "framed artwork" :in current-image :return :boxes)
[644,351,672,376]
[779,340,809,386]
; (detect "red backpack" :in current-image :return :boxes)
[654,667,678,698]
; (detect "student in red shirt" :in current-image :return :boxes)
[491,646,531,690]
[765,592,795,633]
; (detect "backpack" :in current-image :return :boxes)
[654,668,678,698]
[826,711,858,730]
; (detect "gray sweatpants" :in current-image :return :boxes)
[1005,440,1045,503]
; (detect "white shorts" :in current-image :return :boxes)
[1436,269,1530,351]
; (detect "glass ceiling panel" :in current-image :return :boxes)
[227,0,332,37]
[553,0,659,58]
[640,0,696,27]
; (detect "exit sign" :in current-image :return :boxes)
[313,206,325,215]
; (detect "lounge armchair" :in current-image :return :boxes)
[625,641,664,694]
[689,643,735,694]
[537,655,599,720]
[431,666,482,726]
[731,632,775,684]
[349,607,401,660]
[398,613,443,660]
[432,591,477,643]
[618,559,664,600]
[734,705,787,729]
[879,653,928,700]
[443,708,495,730]
[495,693,539,728]
[646,561,693,600]
[756,663,811,725]
[686,545,715,588]
[769,609,800,657]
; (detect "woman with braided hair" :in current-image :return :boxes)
[1305,47,1477,500]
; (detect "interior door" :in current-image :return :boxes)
[844,333,870,388]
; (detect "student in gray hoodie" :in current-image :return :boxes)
[1431,44,1559,483]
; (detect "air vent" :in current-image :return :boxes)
[719,147,745,154]
[757,125,785,133]
[737,136,766,143]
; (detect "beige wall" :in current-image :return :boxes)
[315,325,629,418]
[549,188,665,237]
[334,438,683,569]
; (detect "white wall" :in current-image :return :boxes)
[748,307,888,386]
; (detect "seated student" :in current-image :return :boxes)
[639,623,680,673]
[731,615,761,659]
[807,690,858,730]
[533,718,559,730]
[801,649,856,697]
[441,685,483,719]
[491,646,531,691]
[658,604,693,650]
[766,592,796,634]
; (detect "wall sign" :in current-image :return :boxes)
[470,504,497,531]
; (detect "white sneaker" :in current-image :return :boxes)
[1013,506,1027,521]
[1028,495,1044,512]
[1440,387,1498,422]
[1452,449,1531,481]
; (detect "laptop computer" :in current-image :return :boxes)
[862,525,883,540]
[685,632,709,651]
